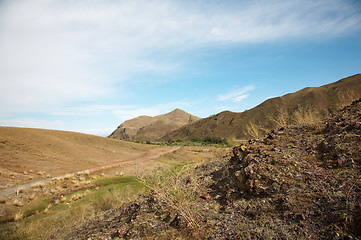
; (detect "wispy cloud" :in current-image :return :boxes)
[50,105,135,117]
[1,0,360,114]
[217,86,255,102]
[0,0,360,133]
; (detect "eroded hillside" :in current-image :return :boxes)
[162,74,361,141]
[66,99,361,239]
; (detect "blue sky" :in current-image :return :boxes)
[0,0,361,136]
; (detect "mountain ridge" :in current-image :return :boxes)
[108,108,201,141]
[161,74,361,141]
[64,98,361,239]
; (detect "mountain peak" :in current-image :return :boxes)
[108,109,201,141]
[170,108,184,113]
[161,74,361,141]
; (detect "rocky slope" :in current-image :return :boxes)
[108,109,201,142]
[162,74,361,141]
[64,99,361,239]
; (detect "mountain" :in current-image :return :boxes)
[65,99,361,239]
[161,74,361,141]
[108,109,201,141]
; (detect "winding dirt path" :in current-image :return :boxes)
[0,146,180,198]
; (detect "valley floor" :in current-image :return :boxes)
[0,143,228,240]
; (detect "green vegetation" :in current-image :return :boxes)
[191,136,228,145]
[0,143,225,239]
[0,175,145,240]
[134,136,230,147]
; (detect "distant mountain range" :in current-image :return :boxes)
[108,108,201,141]
[109,74,361,142]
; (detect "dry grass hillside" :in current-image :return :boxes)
[0,127,158,188]
[162,74,361,141]
[109,108,201,141]
[64,98,361,239]
[0,138,228,240]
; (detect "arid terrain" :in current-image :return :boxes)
[62,98,361,239]
[162,74,361,141]
[1,76,360,239]
[0,127,227,239]
[0,127,162,189]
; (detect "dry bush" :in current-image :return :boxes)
[139,165,205,232]
[245,121,266,139]
[11,198,24,207]
[337,90,359,109]
[13,212,23,221]
[291,105,322,127]
[91,189,125,211]
[227,136,239,147]
[267,106,290,128]
[14,204,95,240]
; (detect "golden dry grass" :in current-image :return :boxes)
[162,74,361,141]
[0,139,228,239]
[0,127,161,188]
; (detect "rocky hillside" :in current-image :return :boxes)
[65,99,361,239]
[108,109,201,142]
[162,74,361,141]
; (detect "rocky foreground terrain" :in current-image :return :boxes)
[63,99,361,239]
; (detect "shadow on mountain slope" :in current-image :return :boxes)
[64,99,361,240]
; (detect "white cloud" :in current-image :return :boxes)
[234,94,250,102]
[217,86,255,102]
[47,102,190,119]
[0,0,360,121]
[50,105,135,116]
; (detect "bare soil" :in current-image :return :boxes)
[0,127,162,188]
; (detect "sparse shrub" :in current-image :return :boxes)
[245,121,264,139]
[139,165,208,237]
[267,106,290,128]
[13,212,23,221]
[12,199,24,207]
[91,189,124,211]
[190,136,229,146]
[337,90,359,109]
[291,105,322,127]
[191,137,202,142]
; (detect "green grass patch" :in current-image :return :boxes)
[0,175,146,240]
[93,175,140,186]
[22,196,51,216]
[134,137,230,147]
[153,157,194,171]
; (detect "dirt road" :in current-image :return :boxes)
[0,146,180,198]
